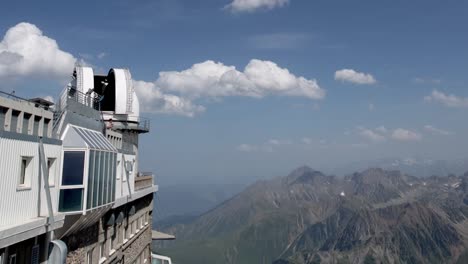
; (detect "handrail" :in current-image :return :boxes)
[0,90,52,111]
[106,116,150,132]
[56,86,101,113]
[53,86,104,130]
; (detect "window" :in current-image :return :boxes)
[110,230,116,254]
[99,241,106,262]
[19,156,32,188]
[47,158,56,186]
[59,189,84,212]
[9,254,16,264]
[132,221,136,234]
[86,249,93,264]
[62,151,85,185]
[123,225,128,242]
[127,223,131,239]
[109,238,113,253]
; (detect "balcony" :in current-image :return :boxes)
[135,172,154,191]
[104,116,150,133]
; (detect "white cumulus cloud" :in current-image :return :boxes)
[0,22,76,80]
[136,59,324,116]
[423,125,453,136]
[236,138,292,153]
[156,59,324,100]
[236,144,260,152]
[133,80,205,117]
[225,0,289,13]
[357,127,386,142]
[355,126,422,143]
[391,128,422,142]
[334,69,376,84]
[424,90,468,108]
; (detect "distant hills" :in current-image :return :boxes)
[157,167,468,264]
[331,157,468,178]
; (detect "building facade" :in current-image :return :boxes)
[0,66,160,264]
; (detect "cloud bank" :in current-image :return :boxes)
[356,126,422,142]
[134,59,325,116]
[391,128,422,142]
[236,138,292,153]
[0,22,76,80]
[424,125,453,136]
[225,0,289,13]
[334,69,376,84]
[424,90,468,108]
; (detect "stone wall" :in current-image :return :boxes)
[123,227,151,264]
[63,193,154,264]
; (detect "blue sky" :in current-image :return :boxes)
[1,0,468,185]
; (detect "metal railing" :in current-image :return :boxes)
[53,86,102,130]
[0,90,52,111]
[135,172,154,191]
[106,116,151,132]
[56,86,101,113]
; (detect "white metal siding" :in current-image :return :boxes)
[0,137,62,228]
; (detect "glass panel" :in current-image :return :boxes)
[83,129,101,149]
[59,189,83,212]
[108,152,113,203]
[102,152,107,205]
[87,150,95,209]
[103,152,109,204]
[111,153,117,201]
[92,151,100,208]
[62,151,85,185]
[99,151,105,206]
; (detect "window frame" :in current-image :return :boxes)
[61,150,86,187]
[17,156,33,190]
[8,254,16,264]
[86,249,93,264]
[99,241,106,263]
[58,149,87,213]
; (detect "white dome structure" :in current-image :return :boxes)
[69,66,147,133]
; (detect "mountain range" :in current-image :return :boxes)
[156,167,468,264]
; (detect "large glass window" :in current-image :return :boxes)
[62,151,85,185]
[59,189,83,212]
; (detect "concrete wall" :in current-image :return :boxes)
[115,153,136,200]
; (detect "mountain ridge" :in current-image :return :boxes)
[158,166,468,264]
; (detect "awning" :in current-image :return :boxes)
[152,230,175,241]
